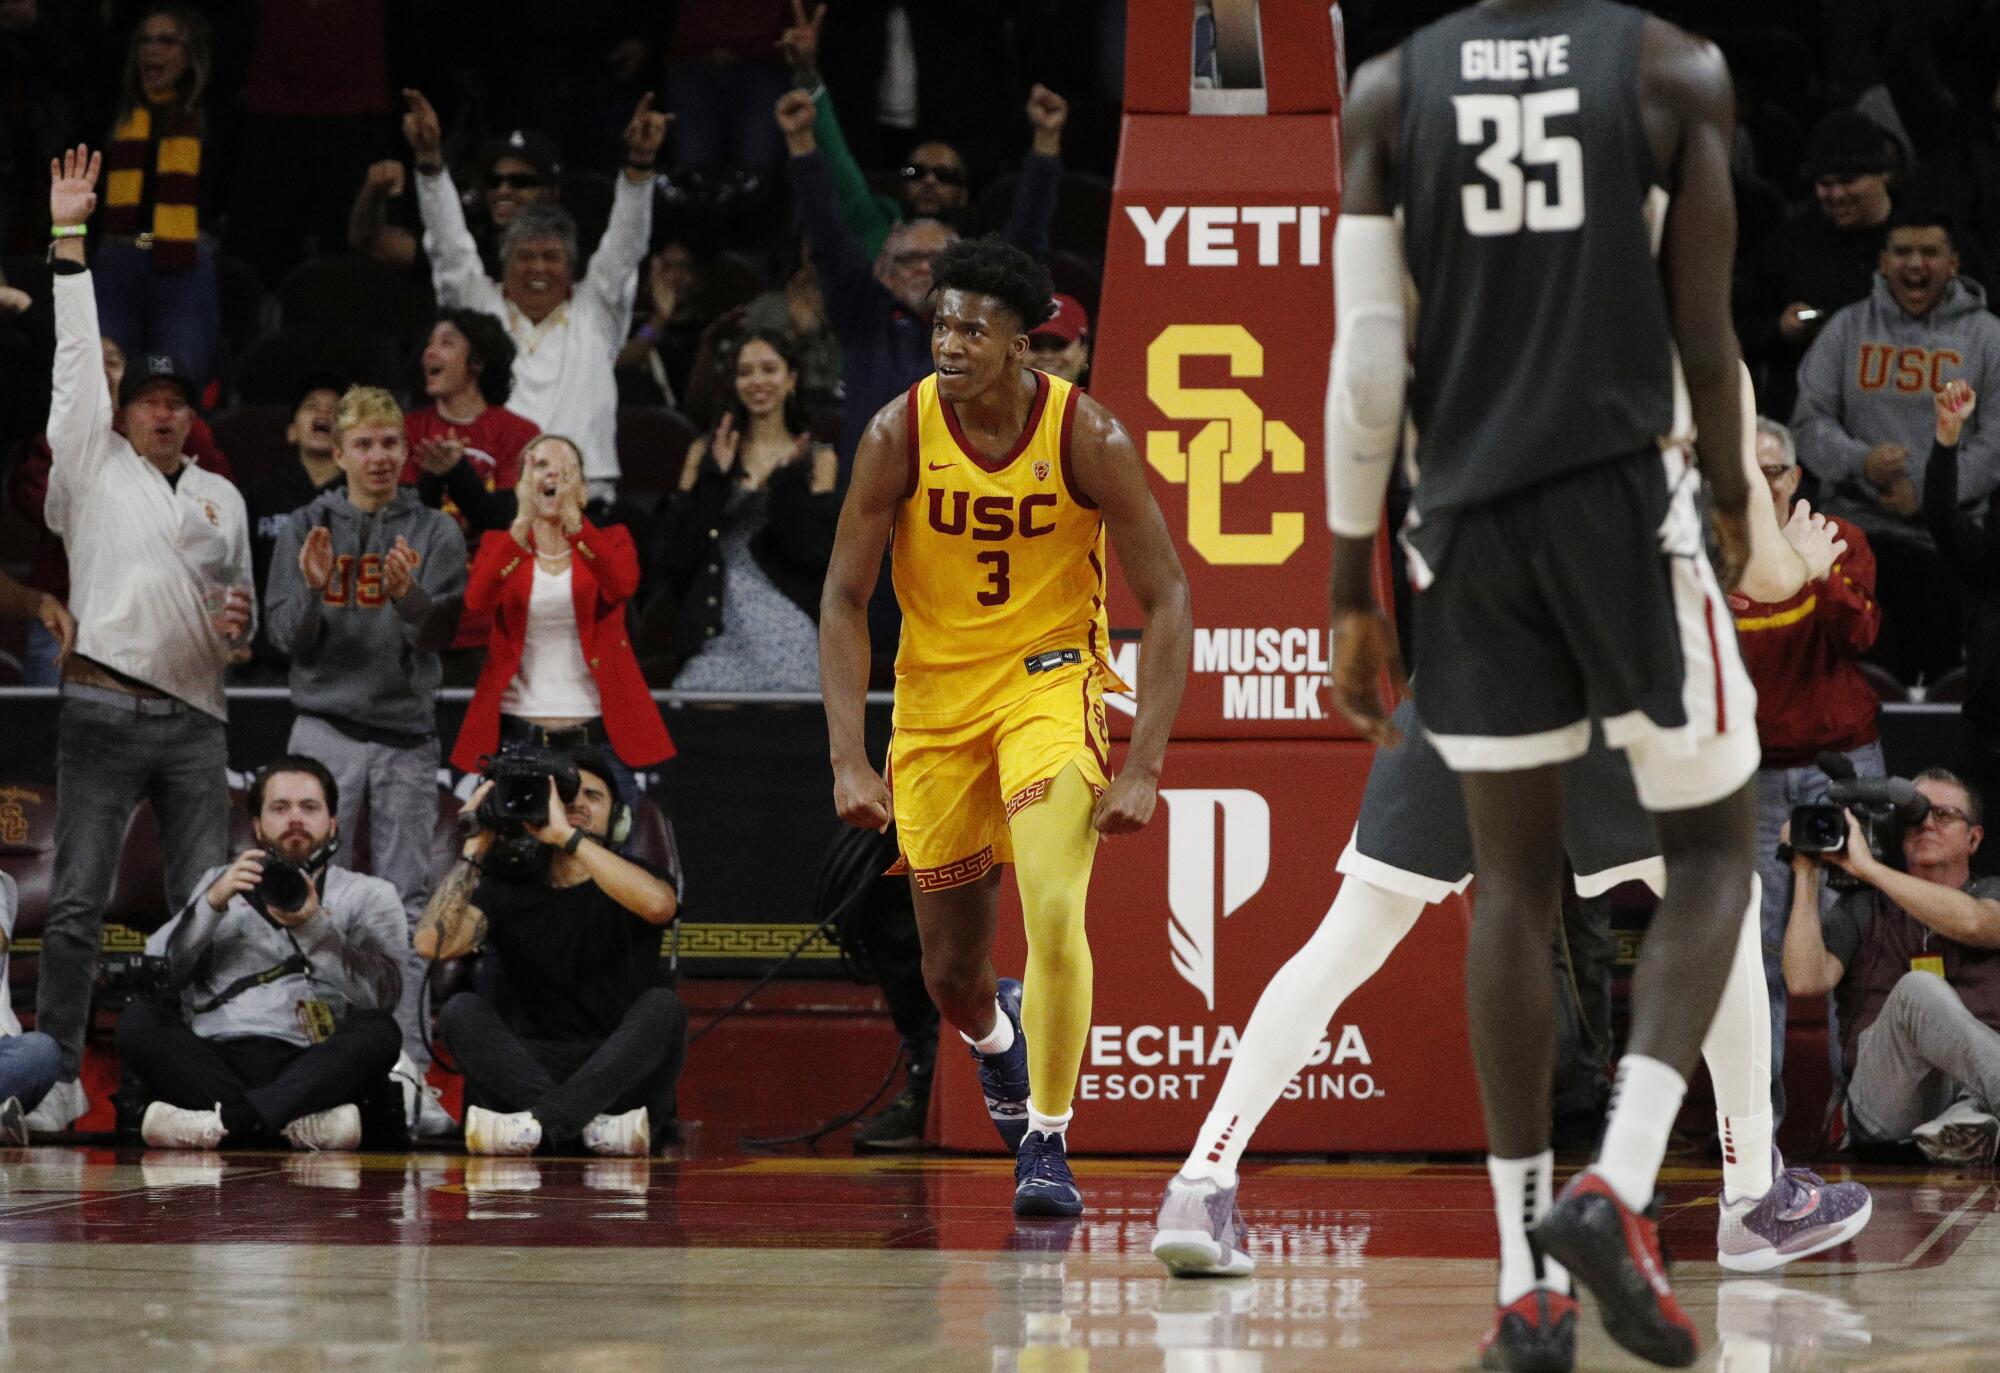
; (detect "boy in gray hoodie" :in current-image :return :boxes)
[1792,206,2000,682]
[267,386,465,1101]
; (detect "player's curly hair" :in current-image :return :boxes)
[927,235,1056,334]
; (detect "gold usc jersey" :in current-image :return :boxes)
[890,369,1127,725]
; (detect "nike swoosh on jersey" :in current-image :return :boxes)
[927,462,954,471]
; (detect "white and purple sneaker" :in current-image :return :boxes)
[1717,1149,1873,1273]
[1151,1173,1254,1276]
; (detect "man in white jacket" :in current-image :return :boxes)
[31,146,254,1133]
[403,88,667,500]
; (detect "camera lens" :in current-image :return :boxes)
[259,860,309,912]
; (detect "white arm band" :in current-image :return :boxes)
[1325,214,1409,538]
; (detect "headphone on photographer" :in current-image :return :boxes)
[574,748,632,848]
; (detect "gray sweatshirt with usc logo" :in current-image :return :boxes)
[1792,273,2000,529]
[266,486,466,737]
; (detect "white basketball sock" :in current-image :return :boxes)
[1030,1107,1072,1137]
[1700,873,1775,1202]
[1593,1055,1687,1211]
[1181,873,1426,1187]
[1490,1151,1567,1304]
[963,1000,1016,1056]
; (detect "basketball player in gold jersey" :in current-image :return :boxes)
[822,237,1192,1215]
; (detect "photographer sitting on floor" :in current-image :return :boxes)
[121,756,407,1151]
[1784,768,2000,1164]
[417,747,685,1158]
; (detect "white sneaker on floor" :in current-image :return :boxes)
[24,1079,86,1134]
[464,1105,542,1156]
[140,1101,227,1150]
[283,1103,363,1152]
[0,1097,27,1146]
[581,1107,650,1157]
[1913,1097,2000,1166]
[391,1053,458,1138]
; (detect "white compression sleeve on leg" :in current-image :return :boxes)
[1182,872,1425,1184]
[1325,214,1409,539]
[1701,872,1775,1201]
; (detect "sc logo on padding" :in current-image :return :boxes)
[1145,324,1306,567]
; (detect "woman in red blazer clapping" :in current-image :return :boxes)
[452,436,674,803]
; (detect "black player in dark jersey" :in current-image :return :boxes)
[1324,3,1759,1369]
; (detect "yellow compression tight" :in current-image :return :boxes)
[1007,761,1100,1120]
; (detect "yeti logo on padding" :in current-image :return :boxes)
[1161,789,1270,1009]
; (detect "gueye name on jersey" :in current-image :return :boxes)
[925,489,1060,540]
[1460,34,1571,82]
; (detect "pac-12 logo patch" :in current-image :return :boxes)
[1034,459,1052,482]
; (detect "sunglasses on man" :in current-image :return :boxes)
[491,172,548,190]
[901,161,967,187]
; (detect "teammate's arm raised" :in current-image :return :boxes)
[820,398,907,831]
[1070,396,1192,834]
[1324,52,1411,747]
[1649,23,1751,589]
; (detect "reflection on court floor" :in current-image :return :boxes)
[0,1150,1994,1370]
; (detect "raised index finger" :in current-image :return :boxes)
[632,90,655,119]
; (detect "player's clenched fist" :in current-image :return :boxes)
[1091,772,1158,835]
[833,763,892,832]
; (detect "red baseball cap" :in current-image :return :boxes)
[1030,294,1089,345]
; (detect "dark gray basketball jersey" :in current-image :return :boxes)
[1396,0,1675,520]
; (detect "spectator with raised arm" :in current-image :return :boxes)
[1792,205,2000,685]
[1926,380,2000,874]
[452,436,673,803]
[777,1,1067,261]
[29,145,253,1134]
[652,330,837,691]
[349,129,564,280]
[93,5,220,387]
[406,88,666,502]
[778,89,954,472]
[1733,416,1884,1118]
[265,386,465,1125]
[9,335,235,686]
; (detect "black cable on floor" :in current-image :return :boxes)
[737,1044,906,1151]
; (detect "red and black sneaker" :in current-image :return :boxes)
[1534,1170,1699,1368]
[1478,1287,1577,1372]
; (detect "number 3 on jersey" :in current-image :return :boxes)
[1454,89,1584,235]
[976,549,1011,606]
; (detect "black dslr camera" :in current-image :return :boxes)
[474,743,582,876]
[251,838,340,917]
[1780,752,1931,892]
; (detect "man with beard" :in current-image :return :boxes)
[120,756,406,1151]
[1794,206,2000,683]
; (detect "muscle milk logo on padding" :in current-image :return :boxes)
[1160,788,1270,1009]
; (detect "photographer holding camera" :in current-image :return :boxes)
[416,748,685,1158]
[1784,768,2000,1164]
[119,757,407,1151]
